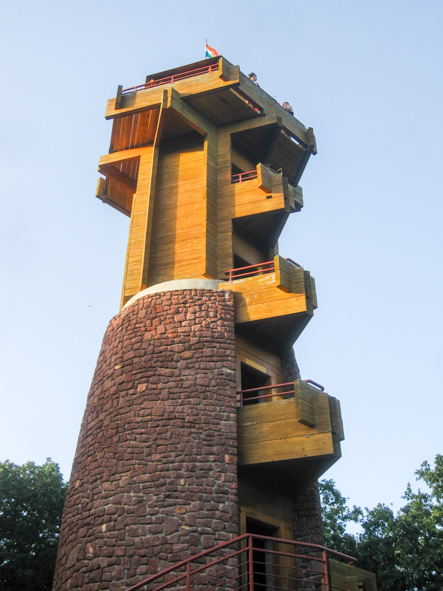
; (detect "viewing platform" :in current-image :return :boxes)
[219,256,317,352]
[104,56,314,149]
[237,379,344,490]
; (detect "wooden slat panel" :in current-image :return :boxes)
[329,560,377,591]
[110,110,160,152]
[237,387,342,466]
[96,177,132,217]
[147,137,205,286]
[294,380,316,427]
[238,433,335,465]
[220,269,309,324]
[329,397,345,441]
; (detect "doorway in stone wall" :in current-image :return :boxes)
[246,517,279,591]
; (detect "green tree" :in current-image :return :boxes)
[319,455,443,591]
[394,455,443,590]
[0,459,67,591]
[318,478,362,557]
[357,503,406,591]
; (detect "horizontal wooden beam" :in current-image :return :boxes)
[98,148,148,167]
[167,87,215,136]
[98,164,137,193]
[105,87,167,120]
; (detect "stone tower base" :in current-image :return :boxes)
[53,287,238,591]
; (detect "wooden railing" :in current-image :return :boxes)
[123,533,356,591]
[122,63,220,95]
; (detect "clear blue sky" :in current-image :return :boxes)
[1,0,442,514]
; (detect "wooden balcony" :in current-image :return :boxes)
[237,380,344,491]
[330,559,377,591]
[104,56,264,127]
[230,164,303,214]
[219,256,316,352]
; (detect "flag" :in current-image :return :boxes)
[205,42,219,58]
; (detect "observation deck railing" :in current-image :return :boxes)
[225,258,301,282]
[231,165,283,184]
[232,169,259,184]
[122,63,220,96]
[238,379,324,405]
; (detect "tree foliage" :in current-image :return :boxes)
[0,459,67,591]
[319,478,361,557]
[319,455,443,591]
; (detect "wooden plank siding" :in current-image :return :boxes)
[235,334,282,392]
[147,137,206,286]
[237,389,341,466]
[219,257,314,324]
[329,560,377,591]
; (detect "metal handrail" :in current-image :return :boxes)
[304,379,325,391]
[225,257,303,283]
[286,257,301,268]
[232,169,258,184]
[238,380,326,403]
[237,381,295,405]
[122,63,219,95]
[225,260,275,282]
[123,533,356,591]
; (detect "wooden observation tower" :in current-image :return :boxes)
[53,56,376,591]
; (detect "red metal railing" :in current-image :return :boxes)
[232,169,258,184]
[285,257,301,268]
[123,533,356,591]
[225,260,275,282]
[238,379,325,405]
[304,379,325,391]
[232,165,285,184]
[224,258,302,283]
[238,382,295,405]
[122,63,220,95]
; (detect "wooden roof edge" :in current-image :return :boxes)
[105,97,162,120]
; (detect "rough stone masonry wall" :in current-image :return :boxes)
[292,482,324,547]
[53,289,238,591]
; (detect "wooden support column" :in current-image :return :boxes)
[202,133,218,278]
[215,130,234,278]
[120,99,166,308]
[120,148,158,308]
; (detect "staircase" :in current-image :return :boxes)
[122,533,376,591]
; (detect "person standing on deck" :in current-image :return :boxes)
[249,72,259,86]
[282,101,294,116]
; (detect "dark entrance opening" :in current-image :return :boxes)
[246,518,279,591]
[233,253,250,270]
[240,364,270,405]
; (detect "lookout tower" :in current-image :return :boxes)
[53,57,376,591]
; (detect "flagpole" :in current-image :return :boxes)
[204,38,207,59]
